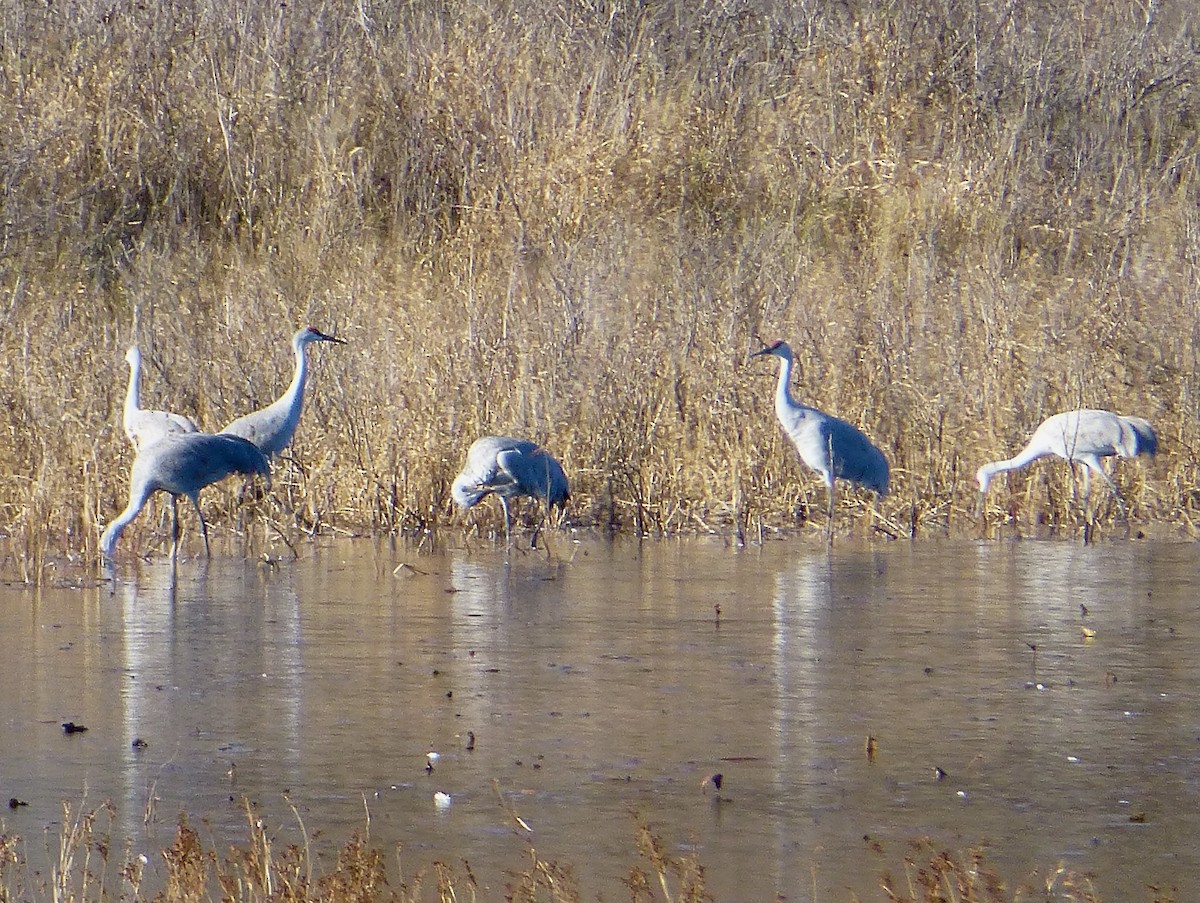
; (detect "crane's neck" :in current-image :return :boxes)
[976,446,1049,493]
[773,350,801,415]
[124,355,142,423]
[279,336,311,413]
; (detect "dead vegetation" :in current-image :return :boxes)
[1,0,1198,578]
[0,800,1133,903]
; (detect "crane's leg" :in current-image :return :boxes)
[187,492,211,557]
[499,496,512,546]
[825,477,836,547]
[169,496,182,561]
[1089,462,1129,522]
[1076,464,1098,544]
[531,502,549,552]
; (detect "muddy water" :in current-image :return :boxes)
[2,539,1199,900]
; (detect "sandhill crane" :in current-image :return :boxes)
[452,435,569,542]
[100,432,271,560]
[221,327,345,457]
[751,340,889,541]
[976,408,1157,520]
[123,346,199,450]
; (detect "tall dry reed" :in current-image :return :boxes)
[0,801,1119,903]
[1,0,1198,576]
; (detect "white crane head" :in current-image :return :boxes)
[125,346,141,368]
[975,464,995,495]
[750,339,793,363]
[295,326,346,349]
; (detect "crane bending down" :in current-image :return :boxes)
[752,340,889,540]
[221,327,345,457]
[451,436,569,541]
[100,433,271,560]
[975,409,1157,518]
[123,346,199,450]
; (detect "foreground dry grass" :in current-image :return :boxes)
[0,801,1141,903]
[2,0,1199,578]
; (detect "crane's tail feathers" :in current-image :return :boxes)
[1125,417,1158,456]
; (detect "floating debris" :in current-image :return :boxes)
[433,791,452,809]
[865,736,877,763]
[8,798,28,809]
[934,766,948,781]
[62,722,87,734]
[465,731,476,751]
[1081,627,1097,639]
[132,738,148,750]
[701,773,723,793]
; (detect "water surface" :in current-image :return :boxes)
[2,538,1198,900]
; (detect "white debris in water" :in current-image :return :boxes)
[427,752,441,763]
[1067,756,1080,763]
[434,791,452,809]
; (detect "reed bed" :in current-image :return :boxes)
[0,800,1135,903]
[1,0,1198,577]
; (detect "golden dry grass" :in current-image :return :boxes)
[0,800,1135,903]
[1,0,1199,577]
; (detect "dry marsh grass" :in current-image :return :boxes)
[0,801,1138,903]
[1,0,1199,576]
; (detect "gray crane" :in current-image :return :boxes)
[122,346,199,450]
[100,432,271,560]
[752,340,889,540]
[221,327,345,457]
[976,408,1157,519]
[451,435,569,541]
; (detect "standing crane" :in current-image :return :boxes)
[221,327,345,456]
[123,346,200,450]
[100,432,271,560]
[451,435,569,543]
[751,340,889,541]
[975,408,1157,521]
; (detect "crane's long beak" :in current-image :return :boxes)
[749,345,776,363]
[318,330,347,344]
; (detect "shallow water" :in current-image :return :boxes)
[2,538,1199,900]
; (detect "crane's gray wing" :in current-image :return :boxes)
[826,419,889,495]
[497,446,569,504]
[134,433,270,495]
[222,404,292,456]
